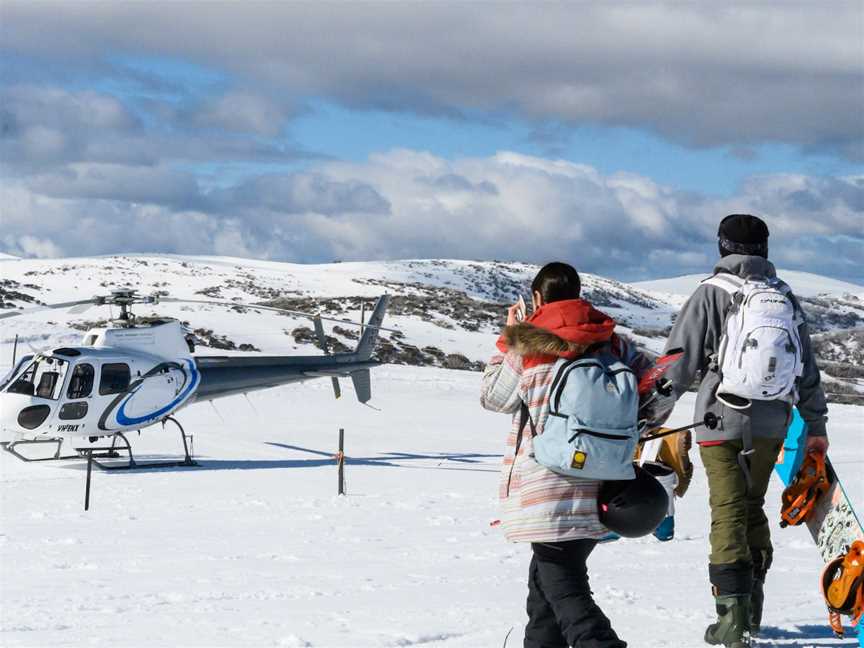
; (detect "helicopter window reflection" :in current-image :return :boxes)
[99,363,131,395]
[6,357,69,400]
[67,364,95,399]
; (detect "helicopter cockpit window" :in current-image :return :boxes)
[99,363,131,395]
[5,357,69,400]
[36,372,59,398]
[67,363,95,399]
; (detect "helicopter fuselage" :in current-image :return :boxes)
[0,321,200,444]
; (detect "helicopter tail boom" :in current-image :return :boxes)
[192,295,390,404]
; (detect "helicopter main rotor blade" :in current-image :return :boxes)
[0,299,98,320]
[67,302,96,315]
[158,297,399,333]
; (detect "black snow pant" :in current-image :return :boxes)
[524,540,626,648]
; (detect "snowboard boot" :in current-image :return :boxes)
[653,514,674,542]
[704,594,752,647]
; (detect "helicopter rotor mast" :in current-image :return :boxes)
[99,288,161,324]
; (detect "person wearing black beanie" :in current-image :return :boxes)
[718,214,769,259]
[657,214,829,647]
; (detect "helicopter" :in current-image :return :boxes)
[0,289,392,484]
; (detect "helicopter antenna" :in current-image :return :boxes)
[243,393,260,417]
[209,400,225,422]
[11,334,18,366]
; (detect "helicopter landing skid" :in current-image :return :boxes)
[0,417,196,470]
[0,437,81,462]
[84,419,197,472]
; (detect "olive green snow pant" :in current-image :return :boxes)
[700,438,783,590]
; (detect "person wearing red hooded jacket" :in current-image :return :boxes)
[481,262,652,648]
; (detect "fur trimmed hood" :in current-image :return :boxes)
[501,322,591,358]
[496,299,616,368]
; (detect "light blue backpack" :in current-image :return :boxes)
[531,347,641,481]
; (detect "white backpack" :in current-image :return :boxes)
[703,273,804,404]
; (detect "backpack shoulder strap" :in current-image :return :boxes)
[517,401,538,451]
[770,276,795,298]
[703,273,745,372]
[701,272,745,295]
[506,401,537,495]
[771,277,806,325]
[518,401,537,440]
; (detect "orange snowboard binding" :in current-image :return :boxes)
[820,540,864,638]
[779,449,828,528]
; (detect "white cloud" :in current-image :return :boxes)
[2,150,861,282]
[0,85,313,173]
[4,3,861,158]
[1,234,62,259]
[187,92,290,137]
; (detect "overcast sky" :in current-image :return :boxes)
[1,2,862,282]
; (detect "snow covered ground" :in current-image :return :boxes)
[1,365,861,648]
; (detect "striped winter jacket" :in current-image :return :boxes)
[480,299,652,543]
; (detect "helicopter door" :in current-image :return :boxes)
[119,365,188,421]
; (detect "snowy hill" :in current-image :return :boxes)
[1,254,861,400]
[634,269,864,300]
[0,255,671,368]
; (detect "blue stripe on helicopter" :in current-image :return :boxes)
[115,359,200,426]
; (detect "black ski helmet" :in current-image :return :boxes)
[598,464,669,538]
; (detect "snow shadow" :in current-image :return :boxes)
[50,445,502,473]
[263,442,501,473]
[757,623,857,646]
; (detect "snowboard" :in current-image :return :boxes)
[775,408,864,645]
[637,348,684,427]
[637,347,684,398]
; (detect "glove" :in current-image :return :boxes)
[805,434,829,454]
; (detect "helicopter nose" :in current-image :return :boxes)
[18,405,51,430]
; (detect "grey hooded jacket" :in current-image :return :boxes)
[663,254,828,443]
